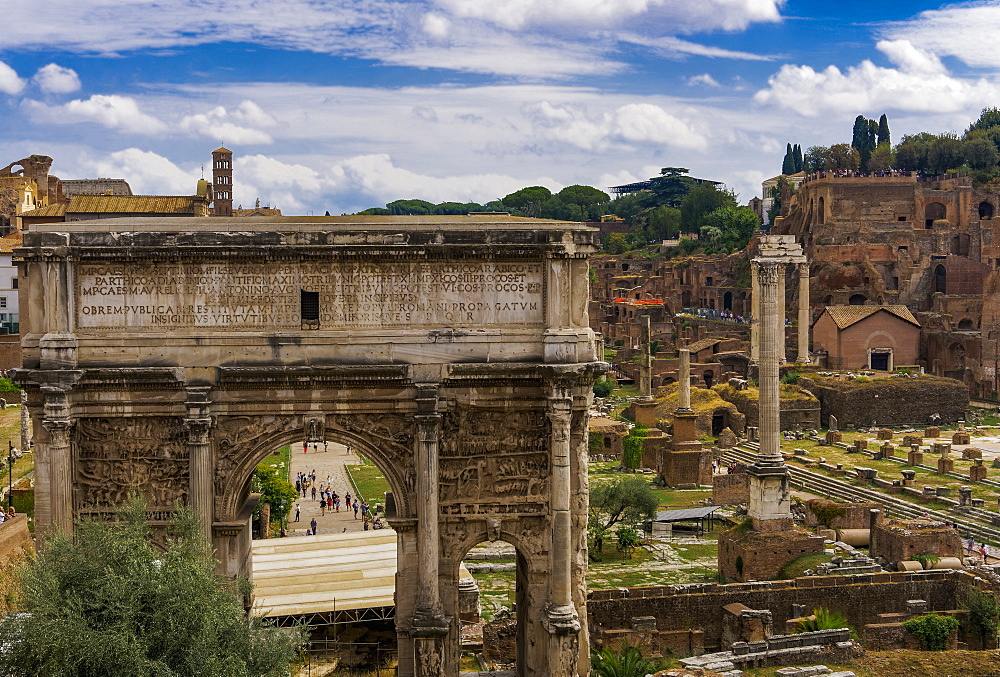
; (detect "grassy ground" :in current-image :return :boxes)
[778,431,1000,512]
[257,445,291,480]
[345,456,392,506]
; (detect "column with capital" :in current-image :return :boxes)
[410,385,447,677]
[40,416,74,535]
[747,258,792,529]
[797,262,810,364]
[185,386,214,541]
[545,390,581,676]
[750,260,760,363]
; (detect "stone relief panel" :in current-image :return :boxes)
[439,407,550,517]
[74,417,187,516]
[214,415,299,515]
[327,413,416,500]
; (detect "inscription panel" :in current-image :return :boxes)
[75,261,544,330]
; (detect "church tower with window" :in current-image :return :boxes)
[211,147,233,217]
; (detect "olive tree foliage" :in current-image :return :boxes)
[588,475,659,554]
[0,496,303,677]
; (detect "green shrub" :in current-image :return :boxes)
[594,378,614,398]
[591,643,666,677]
[966,590,1000,647]
[913,552,941,569]
[622,425,647,470]
[797,607,850,633]
[806,500,846,527]
[780,371,801,385]
[904,614,959,650]
[615,525,641,558]
[589,432,604,455]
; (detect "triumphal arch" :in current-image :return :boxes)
[16,215,601,676]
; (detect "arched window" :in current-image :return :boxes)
[934,264,947,293]
[817,196,826,224]
[979,201,994,220]
[848,294,867,305]
[958,318,975,331]
[723,291,733,310]
[925,202,946,228]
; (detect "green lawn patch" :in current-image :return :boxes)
[777,552,833,580]
[346,456,392,506]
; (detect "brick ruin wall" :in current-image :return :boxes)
[798,375,968,428]
[587,570,981,652]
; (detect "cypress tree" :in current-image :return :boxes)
[877,114,891,147]
[781,143,795,175]
[793,144,803,172]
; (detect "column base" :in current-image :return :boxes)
[543,603,581,635]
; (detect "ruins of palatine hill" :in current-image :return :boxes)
[591,171,1000,400]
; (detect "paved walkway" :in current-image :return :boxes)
[286,441,375,537]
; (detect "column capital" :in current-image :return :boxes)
[42,417,74,445]
[798,261,809,276]
[547,398,573,427]
[755,258,782,286]
[183,417,213,446]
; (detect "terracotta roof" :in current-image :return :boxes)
[66,195,198,214]
[213,146,232,154]
[23,203,65,217]
[685,337,724,353]
[824,305,920,330]
[0,232,21,253]
[60,178,132,197]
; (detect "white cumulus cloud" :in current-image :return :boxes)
[753,39,1000,115]
[523,100,706,151]
[33,63,81,94]
[25,94,168,134]
[0,61,25,95]
[81,148,199,195]
[881,1,1000,70]
[179,100,277,145]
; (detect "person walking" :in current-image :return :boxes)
[319,499,326,516]
[345,493,352,510]
[353,501,360,519]
[294,503,301,522]
[310,518,318,535]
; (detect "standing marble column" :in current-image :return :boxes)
[776,260,787,365]
[185,386,214,540]
[19,391,31,453]
[755,260,784,466]
[41,408,74,534]
[639,315,652,399]
[545,393,580,634]
[747,258,792,530]
[797,262,810,364]
[750,260,760,363]
[677,348,692,413]
[411,384,447,677]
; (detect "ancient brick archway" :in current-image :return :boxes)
[16,216,602,677]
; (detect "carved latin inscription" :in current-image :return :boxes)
[76,261,544,330]
[75,417,188,514]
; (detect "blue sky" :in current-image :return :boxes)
[3,0,1000,214]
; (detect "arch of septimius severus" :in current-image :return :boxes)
[15,216,602,676]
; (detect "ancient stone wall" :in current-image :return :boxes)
[587,570,979,653]
[798,374,968,427]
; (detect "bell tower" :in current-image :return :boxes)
[211,147,233,217]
